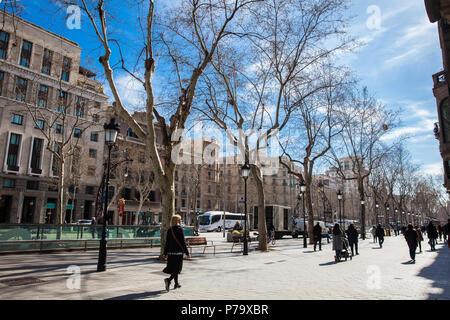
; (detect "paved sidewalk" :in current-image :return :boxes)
[0,233,448,300]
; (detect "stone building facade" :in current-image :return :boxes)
[0,12,108,224]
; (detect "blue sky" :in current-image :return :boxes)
[16,0,444,176]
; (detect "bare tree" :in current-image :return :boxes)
[328,87,399,239]
[52,0,259,256]
[197,0,354,251]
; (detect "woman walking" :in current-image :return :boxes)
[404,224,418,263]
[332,223,344,262]
[414,225,423,253]
[346,224,359,256]
[163,215,190,291]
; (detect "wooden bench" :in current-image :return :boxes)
[185,237,216,256]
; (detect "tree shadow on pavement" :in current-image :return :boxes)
[416,244,450,300]
[106,290,166,300]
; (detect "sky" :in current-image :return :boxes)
[12,0,444,177]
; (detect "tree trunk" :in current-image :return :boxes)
[358,178,366,240]
[252,165,268,251]
[306,183,314,245]
[158,172,175,258]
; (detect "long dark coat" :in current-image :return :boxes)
[404,228,418,248]
[346,227,359,244]
[163,226,189,275]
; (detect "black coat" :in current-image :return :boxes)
[313,225,322,240]
[346,228,359,244]
[426,224,438,239]
[404,229,418,247]
[375,227,385,238]
[163,226,189,275]
[164,226,189,256]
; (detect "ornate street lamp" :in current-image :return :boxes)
[386,204,390,229]
[300,181,307,248]
[97,118,120,272]
[360,199,365,240]
[241,162,250,256]
[375,202,379,225]
[394,208,399,235]
[337,190,343,227]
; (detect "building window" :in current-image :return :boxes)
[182,199,186,207]
[61,56,71,82]
[55,124,62,134]
[27,180,39,190]
[34,119,45,130]
[75,96,85,118]
[57,90,68,113]
[85,186,94,195]
[74,129,82,138]
[11,113,23,125]
[0,71,4,96]
[20,40,33,68]
[89,149,97,158]
[15,77,28,102]
[37,84,49,108]
[139,152,145,163]
[0,30,9,59]
[92,114,99,123]
[51,144,61,176]
[30,138,44,174]
[440,98,450,143]
[6,133,22,171]
[127,128,138,138]
[41,48,53,75]
[3,178,15,189]
[90,132,98,142]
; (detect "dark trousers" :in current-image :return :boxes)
[408,244,416,260]
[418,241,422,252]
[349,241,358,255]
[429,238,436,250]
[314,238,322,251]
[168,273,179,285]
[378,237,384,248]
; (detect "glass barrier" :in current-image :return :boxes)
[0,224,193,252]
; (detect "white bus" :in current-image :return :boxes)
[198,211,246,232]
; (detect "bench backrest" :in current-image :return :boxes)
[186,237,207,245]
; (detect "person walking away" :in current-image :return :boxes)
[426,221,438,251]
[346,224,359,256]
[163,215,190,291]
[267,223,275,243]
[376,224,385,248]
[371,226,377,243]
[332,223,344,262]
[414,225,423,253]
[404,224,418,263]
[437,224,442,242]
[443,219,449,246]
[313,222,322,251]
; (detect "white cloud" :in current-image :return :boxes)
[421,162,443,176]
[104,73,146,111]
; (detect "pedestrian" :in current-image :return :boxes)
[233,221,243,231]
[332,223,344,262]
[91,217,96,225]
[163,214,190,291]
[426,221,438,251]
[404,224,418,263]
[371,225,377,243]
[346,224,359,256]
[375,224,385,248]
[414,225,423,253]
[443,218,449,245]
[313,222,322,251]
[437,224,442,242]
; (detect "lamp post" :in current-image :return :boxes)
[337,190,343,227]
[241,162,250,256]
[300,181,307,248]
[394,208,398,235]
[375,202,379,226]
[97,118,119,272]
[386,204,390,230]
[360,199,365,239]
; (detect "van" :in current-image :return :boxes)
[292,220,328,238]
